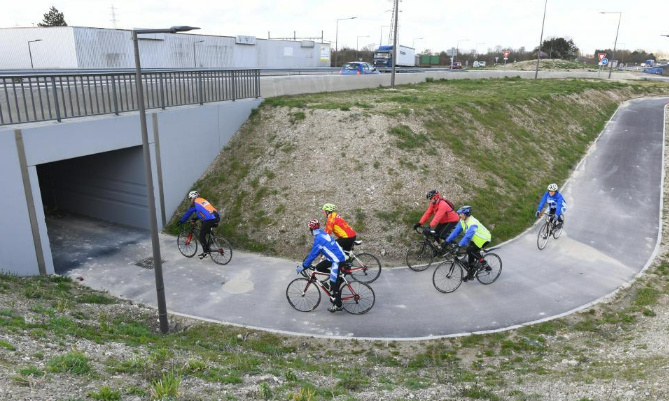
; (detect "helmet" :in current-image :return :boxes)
[547,183,558,191]
[426,189,440,200]
[322,203,336,212]
[308,219,320,230]
[188,190,199,200]
[456,205,472,217]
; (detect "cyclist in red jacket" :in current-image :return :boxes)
[179,191,220,259]
[322,203,357,253]
[413,189,459,250]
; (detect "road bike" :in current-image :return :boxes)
[286,267,375,314]
[405,226,453,271]
[341,240,382,283]
[177,220,233,265]
[537,213,565,250]
[432,246,502,293]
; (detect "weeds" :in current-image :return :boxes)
[150,370,182,400]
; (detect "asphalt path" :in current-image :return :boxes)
[51,97,668,340]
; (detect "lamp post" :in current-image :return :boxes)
[412,37,423,51]
[380,25,390,46]
[335,16,356,67]
[534,0,548,79]
[600,11,622,79]
[193,40,204,68]
[132,25,199,334]
[27,39,42,69]
[390,0,399,88]
[356,35,369,60]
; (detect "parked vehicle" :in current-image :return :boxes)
[339,62,380,75]
[451,61,463,69]
[373,45,416,68]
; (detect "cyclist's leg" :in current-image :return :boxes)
[330,262,343,308]
[337,237,355,254]
[465,242,481,278]
[199,219,214,252]
[436,222,456,248]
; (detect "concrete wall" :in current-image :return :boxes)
[0,98,261,276]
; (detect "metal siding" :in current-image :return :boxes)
[0,27,77,69]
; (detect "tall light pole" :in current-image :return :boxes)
[600,11,622,79]
[193,40,204,68]
[380,25,390,46]
[390,0,399,88]
[335,16,356,67]
[412,37,423,51]
[534,0,548,79]
[132,25,199,334]
[356,35,369,60]
[27,39,42,69]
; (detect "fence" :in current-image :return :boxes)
[0,69,260,126]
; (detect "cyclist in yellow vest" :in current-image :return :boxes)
[445,205,492,281]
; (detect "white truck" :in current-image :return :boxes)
[373,45,416,68]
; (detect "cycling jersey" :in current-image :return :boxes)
[537,191,567,215]
[419,198,459,228]
[324,212,356,239]
[303,229,346,283]
[179,197,220,222]
[446,216,492,248]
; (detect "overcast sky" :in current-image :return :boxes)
[3,0,668,57]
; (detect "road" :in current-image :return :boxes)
[51,96,668,339]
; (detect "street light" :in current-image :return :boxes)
[335,16,356,67]
[600,11,622,79]
[131,25,199,334]
[27,39,42,69]
[193,40,204,68]
[535,0,548,79]
[390,0,399,88]
[412,37,423,50]
[356,35,369,60]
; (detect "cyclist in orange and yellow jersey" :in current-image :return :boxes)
[179,190,220,259]
[322,203,357,252]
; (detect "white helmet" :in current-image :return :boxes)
[547,183,558,191]
[188,190,199,200]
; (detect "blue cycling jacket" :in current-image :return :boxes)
[179,197,219,222]
[303,229,346,283]
[537,191,567,215]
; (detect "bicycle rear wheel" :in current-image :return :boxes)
[477,253,502,284]
[286,278,321,312]
[209,236,233,265]
[432,261,463,293]
[349,253,382,283]
[553,216,565,239]
[340,281,375,315]
[537,221,550,250]
[406,241,434,271]
[177,229,198,257]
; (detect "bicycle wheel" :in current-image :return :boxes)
[177,229,198,257]
[553,216,565,239]
[477,253,502,285]
[406,241,434,271]
[209,235,233,265]
[432,261,463,293]
[286,278,321,312]
[348,253,382,283]
[340,281,375,315]
[537,221,550,250]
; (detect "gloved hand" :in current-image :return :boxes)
[535,211,540,218]
[413,223,421,230]
[296,265,306,274]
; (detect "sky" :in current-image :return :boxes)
[3,0,668,57]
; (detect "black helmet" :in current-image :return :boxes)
[426,189,440,200]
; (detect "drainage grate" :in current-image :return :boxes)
[135,257,165,269]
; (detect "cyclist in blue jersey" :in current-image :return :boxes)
[179,191,220,259]
[297,219,347,313]
[535,183,566,228]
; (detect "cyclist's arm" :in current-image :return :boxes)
[418,204,435,225]
[458,224,477,247]
[302,240,322,268]
[536,192,548,213]
[555,193,565,215]
[179,207,197,223]
[445,223,463,243]
[429,201,448,228]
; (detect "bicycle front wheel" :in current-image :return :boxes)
[406,241,434,271]
[209,236,233,265]
[432,261,463,293]
[537,221,550,250]
[477,253,502,285]
[177,229,198,257]
[340,281,375,315]
[349,253,382,283]
[286,278,321,312]
[553,216,565,239]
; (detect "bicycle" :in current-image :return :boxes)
[340,240,382,283]
[286,267,376,314]
[536,213,565,250]
[405,226,453,271]
[432,245,503,293]
[177,220,233,265]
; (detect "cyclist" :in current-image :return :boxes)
[179,191,220,259]
[322,203,357,253]
[297,219,347,313]
[413,189,459,251]
[445,205,492,281]
[535,183,566,228]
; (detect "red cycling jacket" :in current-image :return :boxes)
[419,199,458,228]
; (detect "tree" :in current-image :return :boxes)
[534,37,578,60]
[38,6,67,27]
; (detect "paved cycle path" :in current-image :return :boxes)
[54,97,668,339]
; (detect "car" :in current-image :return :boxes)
[339,61,380,75]
[451,61,463,69]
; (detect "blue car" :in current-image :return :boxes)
[339,62,380,75]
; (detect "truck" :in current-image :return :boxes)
[373,45,416,68]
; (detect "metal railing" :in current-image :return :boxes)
[0,69,260,126]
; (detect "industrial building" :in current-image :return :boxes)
[0,26,331,69]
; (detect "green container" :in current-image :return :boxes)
[429,55,439,65]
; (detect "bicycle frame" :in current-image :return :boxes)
[301,269,355,301]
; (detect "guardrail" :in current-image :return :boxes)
[0,69,260,126]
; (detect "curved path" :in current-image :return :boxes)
[54,97,668,339]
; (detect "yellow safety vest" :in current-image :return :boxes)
[459,216,491,247]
